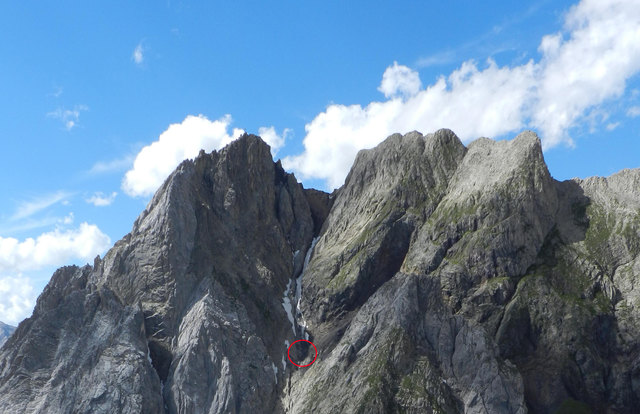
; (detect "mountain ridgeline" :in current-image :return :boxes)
[0,322,14,348]
[1,130,639,413]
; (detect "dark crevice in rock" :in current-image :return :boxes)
[147,339,173,383]
[274,160,288,186]
[330,220,415,320]
[304,188,334,237]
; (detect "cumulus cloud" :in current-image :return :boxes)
[122,114,245,197]
[122,115,290,198]
[284,60,536,189]
[378,61,422,98]
[258,126,289,155]
[47,105,88,130]
[85,192,117,207]
[0,275,35,326]
[0,217,110,324]
[532,0,640,146]
[132,42,144,65]
[0,223,111,274]
[60,212,74,225]
[0,221,110,323]
[283,0,640,189]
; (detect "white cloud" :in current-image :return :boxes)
[11,191,71,221]
[378,61,422,99]
[0,218,109,325]
[284,59,536,189]
[257,126,289,156]
[532,0,640,147]
[416,51,457,68]
[606,122,620,131]
[59,212,74,225]
[85,192,117,207]
[47,105,88,130]
[0,275,35,326]
[283,0,640,189]
[0,217,61,235]
[132,42,144,65]
[0,223,111,274]
[627,106,640,117]
[122,114,244,197]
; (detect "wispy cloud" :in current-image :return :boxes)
[48,85,63,98]
[47,105,88,130]
[0,217,61,235]
[492,0,555,35]
[627,106,640,117]
[606,122,620,131]
[415,34,516,69]
[416,0,551,69]
[88,155,135,175]
[10,191,72,221]
[416,50,458,68]
[1,213,74,236]
[132,42,144,65]
[85,192,117,207]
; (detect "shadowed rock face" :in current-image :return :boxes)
[1,130,639,413]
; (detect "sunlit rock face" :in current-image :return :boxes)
[1,131,639,413]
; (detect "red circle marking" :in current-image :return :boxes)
[287,339,318,367]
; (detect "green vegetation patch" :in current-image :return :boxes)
[554,398,592,414]
[355,330,404,413]
[396,364,446,413]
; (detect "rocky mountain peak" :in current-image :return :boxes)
[1,129,639,413]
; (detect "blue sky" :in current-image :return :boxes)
[1,0,639,325]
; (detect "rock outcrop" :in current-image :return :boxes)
[0,322,14,348]
[1,130,639,413]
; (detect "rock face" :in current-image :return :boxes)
[0,322,14,348]
[1,130,639,413]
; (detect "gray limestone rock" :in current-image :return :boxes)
[0,322,15,348]
[0,266,163,413]
[1,130,639,413]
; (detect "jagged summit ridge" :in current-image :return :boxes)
[1,130,639,413]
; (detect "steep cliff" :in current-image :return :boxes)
[0,130,638,413]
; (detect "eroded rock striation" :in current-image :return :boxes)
[1,130,639,413]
